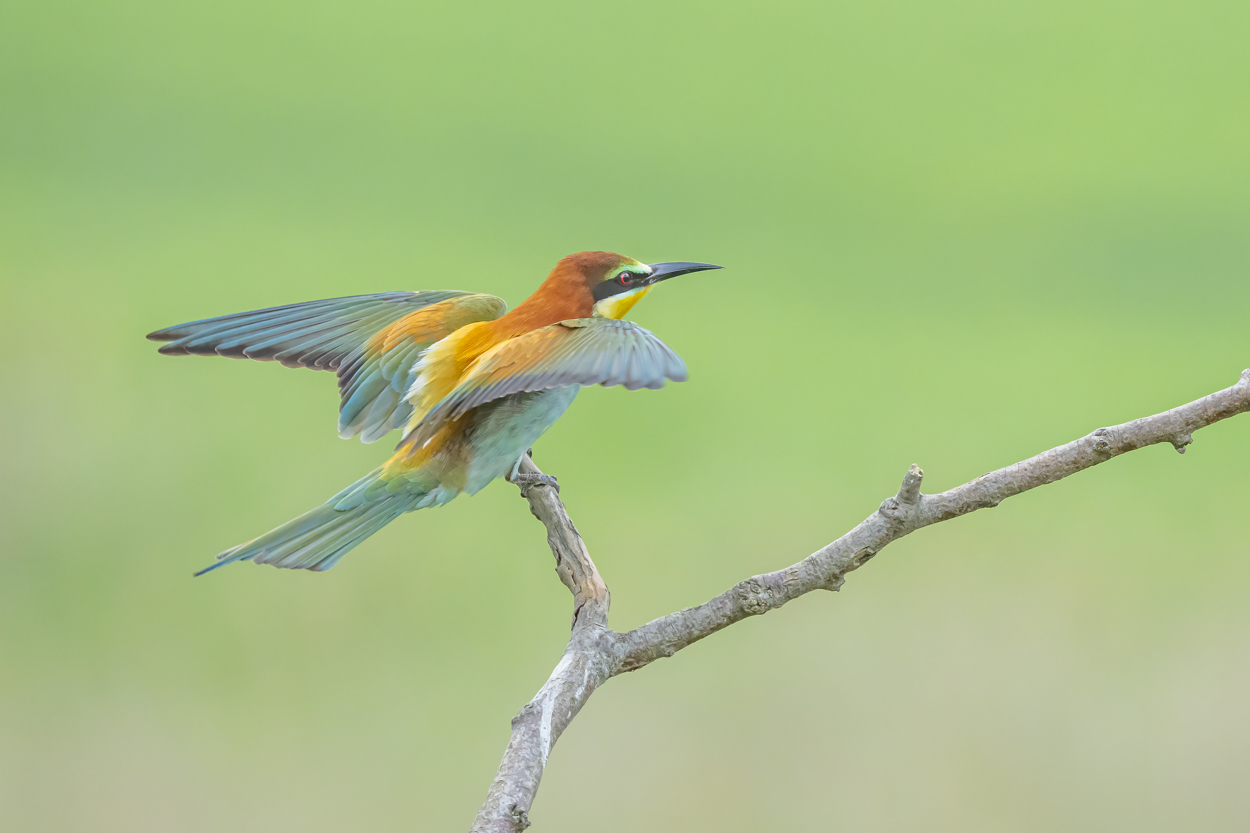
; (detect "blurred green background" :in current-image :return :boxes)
[2,0,1249,830]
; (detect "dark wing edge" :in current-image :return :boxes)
[146,290,476,370]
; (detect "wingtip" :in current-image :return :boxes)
[193,558,235,577]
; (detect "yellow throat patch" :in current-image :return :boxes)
[593,285,651,320]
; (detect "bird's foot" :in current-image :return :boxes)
[508,450,535,482]
[511,472,560,497]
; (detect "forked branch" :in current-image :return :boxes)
[471,369,1250,832]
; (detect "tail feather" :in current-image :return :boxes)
[304,509,403,572]
[196,468,434,575]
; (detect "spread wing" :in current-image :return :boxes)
[148,291,507,442]
[147,291,484,367]
[402,318,686,448]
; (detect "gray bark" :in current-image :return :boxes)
[471,369,1250,832]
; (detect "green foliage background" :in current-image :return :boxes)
[2,1,1248,830]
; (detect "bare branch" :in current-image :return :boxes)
[509,455,610,627]
[472,369,1250,830]
[616,369,1250,670]
[471,457,610,833]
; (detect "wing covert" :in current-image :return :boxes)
[403,318,685,447]
[336,294,507,442]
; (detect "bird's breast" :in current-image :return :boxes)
[460,386,580,494]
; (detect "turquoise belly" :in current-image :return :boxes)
[461,386,580,495]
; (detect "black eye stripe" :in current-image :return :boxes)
[592,269,647,302]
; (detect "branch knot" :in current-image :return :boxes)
[507,804,531,831]
[737,577,779,615]
[1091,427,1113,454]
[878,497,906,519]
[512,702,538,729]
[852,547,877,568]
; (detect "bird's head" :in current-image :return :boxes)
[556,251,722,320]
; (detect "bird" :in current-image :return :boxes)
[147,251,721,575]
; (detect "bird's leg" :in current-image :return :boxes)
[507,448,560,495]
[506,447,536,480]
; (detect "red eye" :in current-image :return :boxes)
[618,274,631,286]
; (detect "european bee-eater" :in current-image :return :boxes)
[148,251,720,575]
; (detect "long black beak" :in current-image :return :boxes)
[644,261,723,284]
